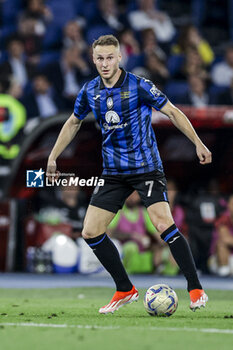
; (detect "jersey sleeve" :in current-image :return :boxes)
[73,83,91,120]
[139,78,168,111]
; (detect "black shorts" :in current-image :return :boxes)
[90,170,168,213]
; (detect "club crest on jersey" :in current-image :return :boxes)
[107,97,113,109]
[105,110,120,124]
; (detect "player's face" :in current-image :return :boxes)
[93,45,121,81]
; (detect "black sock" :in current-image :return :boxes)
[84,233,133,292]
[161,224,202,291]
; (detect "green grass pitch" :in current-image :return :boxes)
[0,288,233,350]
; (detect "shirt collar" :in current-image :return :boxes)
[99,68,126,90]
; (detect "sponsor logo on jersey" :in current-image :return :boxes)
[103,122,128,131]
[103,111,128,131]
[105,110,120,124]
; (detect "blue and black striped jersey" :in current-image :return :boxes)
[74,69,168,175]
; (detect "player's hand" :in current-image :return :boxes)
[46,159,60,182]
[196,143,212,165]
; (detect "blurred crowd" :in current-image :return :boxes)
[1,0,233,120]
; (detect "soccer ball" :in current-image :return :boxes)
[144,284,178,317]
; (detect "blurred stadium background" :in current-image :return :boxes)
[0,0,233,281]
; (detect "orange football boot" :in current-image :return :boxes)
[189,289,208,311]
[99,286,139,314]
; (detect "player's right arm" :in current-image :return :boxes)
[46,114,82,180]
[47,82,91,180]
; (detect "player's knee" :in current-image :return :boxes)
[157,223,170,234]
[81,227,96,240]
[149,210,174,234]
[153,216,174,234]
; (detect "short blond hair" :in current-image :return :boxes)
[92,35,119,49]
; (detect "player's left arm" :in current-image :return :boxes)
[160,100,212,165]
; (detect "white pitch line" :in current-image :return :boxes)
[148,326,233,334]
[0,323,118,330]
[0,323,233,335]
